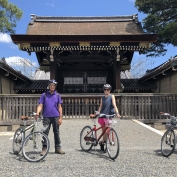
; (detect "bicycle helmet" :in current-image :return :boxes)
[48,79,58,86]
[103,84,112,90]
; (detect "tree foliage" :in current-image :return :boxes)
[135,0,177,57]
[0,0,23,34]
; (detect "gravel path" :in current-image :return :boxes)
[0,119,176,177]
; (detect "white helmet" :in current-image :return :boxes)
[103,84,112,90]
[48,79,58,85]
[47,79,58,89]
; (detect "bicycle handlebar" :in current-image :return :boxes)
[90,113,116,119]
[21,112,43,122]
[160,112,171,116]
[99,113,116,118]
[160,112,177,119]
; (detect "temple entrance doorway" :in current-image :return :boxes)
[62,70,109,93]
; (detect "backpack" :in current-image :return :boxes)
[43,92,60,105]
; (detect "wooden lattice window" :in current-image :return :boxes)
[87,77,106,84]
[64,77,83,85]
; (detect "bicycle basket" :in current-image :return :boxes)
[105,118,118,128]
[34,119,46,132]
[166,117,177,128]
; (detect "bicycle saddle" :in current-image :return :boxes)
[90,114,97,119]
[20,116,29,120]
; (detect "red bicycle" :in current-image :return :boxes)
[80,112,120,160]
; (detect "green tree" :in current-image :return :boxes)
[0,0,23,34]
[135,0,177,57]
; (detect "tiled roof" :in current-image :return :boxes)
[26,14,144,35]
[14,79,157,92]
[140,55,177,81]
[121,79,157,92]
[14,80,48,91]
[32,70,132,80]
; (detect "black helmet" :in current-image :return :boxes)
[103,84,112,90]
[48,79,58,85]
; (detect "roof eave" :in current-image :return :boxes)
[11,34,158,44]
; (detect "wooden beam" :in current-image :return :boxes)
[50,60,57,79]
[18,43,30,50]
[113,61,121,93]
[11,34,158,43]
[139,42,151,49]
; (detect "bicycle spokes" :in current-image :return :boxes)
[80,126,94,151]
[12,128,24,155]
[161,129,176,157]
[106,128,119,160]
[22,132,50,162]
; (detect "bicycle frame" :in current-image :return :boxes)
[20,116,43,145]
[85,117,112,145]
[21,119,35,137]
[93,125,110,141]
[80,113,119,160]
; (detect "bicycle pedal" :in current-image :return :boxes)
[110,142,115,145]
[86,141,91,145]
[93,142,97,146]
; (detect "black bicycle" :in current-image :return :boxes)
[160,112,177,157]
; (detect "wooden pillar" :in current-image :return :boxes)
[113,61,121,92]
[113,50,121,93]
[50,61,56,79]
[49,50,56,80]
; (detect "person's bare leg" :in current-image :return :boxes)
[102,126,107,142]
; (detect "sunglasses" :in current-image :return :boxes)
[104,89,110,91]
[49,84,56,87]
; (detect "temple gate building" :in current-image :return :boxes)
[11,14,157,93]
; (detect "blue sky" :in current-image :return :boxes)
[0,0,176,77]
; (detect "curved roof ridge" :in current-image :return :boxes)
[30,14,139,23]
[140,55,177,81]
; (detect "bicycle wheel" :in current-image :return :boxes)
[22,131,50,162]
[12,128,24,155]
[106,128,119,160]
[80,126,94,151]
[161,129,176,157]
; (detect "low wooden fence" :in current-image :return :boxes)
[0,93,177,125]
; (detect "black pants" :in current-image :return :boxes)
[43,117,61,149]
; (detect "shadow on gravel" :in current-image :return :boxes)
[172,150,177,155]
[9,152,46,163]
[10,153,27,162]
[76,149,116,162]
[154,149,168,157]
[154,149,177,157]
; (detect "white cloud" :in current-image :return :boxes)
[0,33,12,43]
[46,3,54,7]
[5,56,37,67]
[5,56,38,78]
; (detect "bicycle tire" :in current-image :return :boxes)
[80,126,94,152]
[22,131,50,162]
[106,128,119,160]
[12,128,24,155]
[161,129,176,157]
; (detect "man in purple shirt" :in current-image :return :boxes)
[36,79,65,155]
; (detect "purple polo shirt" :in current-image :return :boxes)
[38,91,62,117]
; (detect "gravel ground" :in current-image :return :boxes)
[0,119,177,177]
